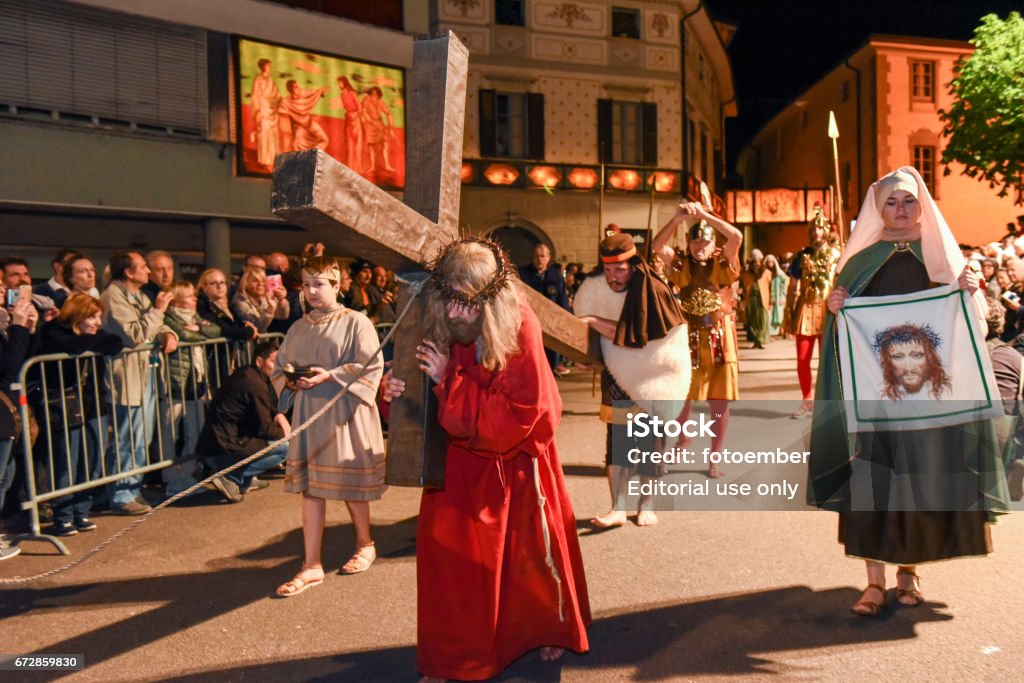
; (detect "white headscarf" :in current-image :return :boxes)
[839,165,986,316]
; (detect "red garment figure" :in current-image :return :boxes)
[416,303,591,680]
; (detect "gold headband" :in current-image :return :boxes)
[301,265,341,283]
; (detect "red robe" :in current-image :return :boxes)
[416,303,591,680]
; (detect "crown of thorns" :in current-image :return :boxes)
[426,236,516,307]
[872,323,942,353]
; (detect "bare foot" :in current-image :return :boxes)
[636,510,658,526]
[591,510,627,528]
[539,647,564,662]
[708,463,725,479]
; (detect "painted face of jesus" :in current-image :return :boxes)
[887,341,928,394]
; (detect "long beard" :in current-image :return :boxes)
[448,317,483,345]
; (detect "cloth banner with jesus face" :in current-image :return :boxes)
[836,284,1003,432]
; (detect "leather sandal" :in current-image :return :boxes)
[851,583,887,617]
[896,569,924,607]
[340,542,376,575]
[275,567,324,598]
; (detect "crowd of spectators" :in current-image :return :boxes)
[0,242,402,560]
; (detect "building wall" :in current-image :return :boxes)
[0,0,414,273]
[436,0,734,268]
[1,0,736,275]
[743,37,1019,251]
[873,42,1017,243]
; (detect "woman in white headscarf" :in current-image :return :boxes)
[808,167,1009,617]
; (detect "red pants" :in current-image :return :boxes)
[796,334,820,400]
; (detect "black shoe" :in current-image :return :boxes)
[211,477,244,503]
[75,518,98,532]
[50,521,78,537]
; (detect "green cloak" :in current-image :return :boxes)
[806,239,1010,517]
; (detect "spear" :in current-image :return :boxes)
[828,111,846,245]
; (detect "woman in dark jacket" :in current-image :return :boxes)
[38,293,123,536]
[1,281,40,559]
[196,268,257,387]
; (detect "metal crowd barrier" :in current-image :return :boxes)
[13,334,283,554]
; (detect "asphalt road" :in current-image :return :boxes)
[2,337,1022,681]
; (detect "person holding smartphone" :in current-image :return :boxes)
[1,279,40,560]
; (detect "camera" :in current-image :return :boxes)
[1001,291,1020,304]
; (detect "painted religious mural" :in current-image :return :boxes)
[236,37,406,189]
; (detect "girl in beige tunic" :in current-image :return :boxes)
[272,256,385,597]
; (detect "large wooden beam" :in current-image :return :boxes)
[519,284,600,364]
[403,32,468,233]
[271,150,436,272]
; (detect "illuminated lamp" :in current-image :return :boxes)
[608,169,641,191]
[527,165,562,189]
[648,171,678,193]
[460,162,476,183]
[484,163,519,186]
[567,167,599,189]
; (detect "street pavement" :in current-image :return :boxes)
[2,335,1022,681]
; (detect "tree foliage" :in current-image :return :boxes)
[938,12,1024,204]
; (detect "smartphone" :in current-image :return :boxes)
[1002,291,1020,303]
[6,285,32,307]
[266,274,283,295]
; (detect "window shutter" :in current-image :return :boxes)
[0,0,207,135]
[526,92,545,160]
[642,102,658,166]
[597,98,612,163]
[478,88,496,157]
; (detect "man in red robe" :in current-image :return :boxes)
[383,237,590,681]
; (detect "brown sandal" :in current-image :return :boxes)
[851,583,887,617]
[896,569,924,607]
[340,542,376,575]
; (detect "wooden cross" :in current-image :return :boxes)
[271,33,598,486]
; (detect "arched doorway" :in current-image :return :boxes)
[485,219,551,268]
